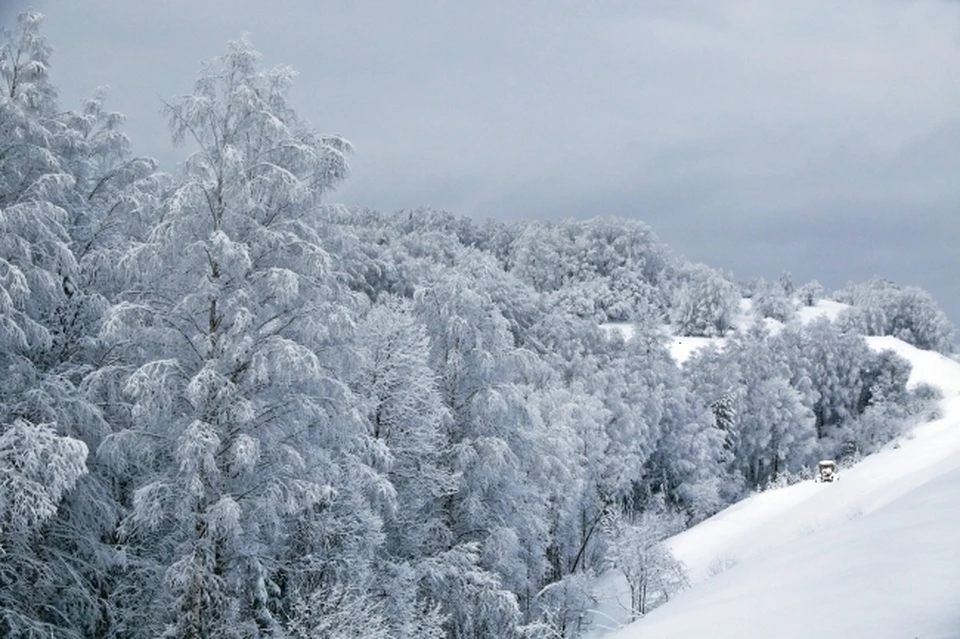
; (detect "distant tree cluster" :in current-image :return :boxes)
[751,274,797,323]
[669,263,740,336]
[683,318,933,493]
[835,277,955,353]
[0,15,949,638]
[507,218,669,323]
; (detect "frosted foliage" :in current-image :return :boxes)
[603,509,688,619]
[691,331,819,489]
[128,481,169,533]
[532,386,610,577]
[796,280,824,307]
[737,377,816,486]
[99,35,372,638]
[779,320,872,447]
[414,273,557,632]
[648,391,725,520]
[583,334,695,507]
[0,13,56,112]
[670,263,738,337]
[0,420,87,536]
[163,35,351,210]
[416,544,521,638]
[836,277,954,353]
[511,219,668,321]
[752,277,796,323]
[0,202,78,354]
[353,297,452,535]
[286,583,391,639]
[0,13,62,209]
[230,434,260,475]
[0,18,137,638]
[374,562,448,639]
[531,572,595,638]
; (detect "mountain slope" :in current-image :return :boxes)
[609,335,960,639]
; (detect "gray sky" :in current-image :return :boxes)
[6,0,960,323]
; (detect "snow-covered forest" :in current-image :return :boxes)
[0,14,954,638]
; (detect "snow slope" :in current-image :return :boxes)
[796,298,850,324]
[607,337,960,639]
[663,299,854,365]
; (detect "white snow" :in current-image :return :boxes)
[797,298,851,324]
[668,335,724,365]
[599,336,960,639]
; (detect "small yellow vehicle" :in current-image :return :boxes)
[816,460,838,483]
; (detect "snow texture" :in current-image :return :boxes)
[796,299,851,325]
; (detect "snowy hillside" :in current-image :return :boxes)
[796,298,850,324]
[606,335,960,639]
[660,298,853,364]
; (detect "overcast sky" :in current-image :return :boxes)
[4,1,960,323]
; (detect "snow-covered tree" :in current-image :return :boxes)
[98,36,372,638]
[670,263,739,337]
[710,391,737,449]
[739,376,815,486]
[350,295,453,638]
[777,271,795,296]
[644,390,725,523]
[683,327,818,492]
[776,320,871,451]
[752,277,796,323]
[530,571,595,639]
[0,11,61,208]
[510,218,669,322]
[796,280,824,307]
[414,270,540,635]
[353,296,451,555]
[0,419,88,637]
[0,14,132,638]
[836,277,954,353]
[602,508,687,619]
